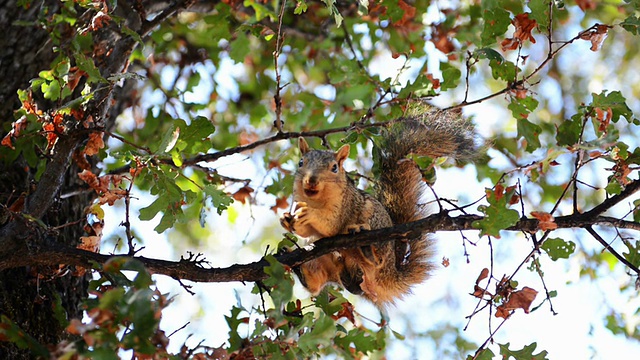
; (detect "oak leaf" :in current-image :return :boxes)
[495,286,538,319]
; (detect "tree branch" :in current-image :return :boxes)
[4,210,640,281]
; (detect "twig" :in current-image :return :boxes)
[585,226,640,275]
[447,23,605,111]
[272,0,287,133]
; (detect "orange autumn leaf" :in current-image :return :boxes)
[73,148,92,171]
[441,257,450,268]
[78,170,127,205]
[78,235,101,253]
[99,188,127,206]
[1,117,30,149]
[270,197,289,213]
[501,13,537,51]
[1,134,14,149]
[331,300,356,325]
[432,24,455,55]
[394,0,416,27]
[490,183,504,201]
[233,186,254,204]
[530,211,558,231]
[595,107,612,133]
[426,73,441,89]
[90,11,112,31]
[239,131,259,146]
[476,268,489,284]
[43,122,58,150]
[84,132,105,156]
[67,67,87,92]
[78,170,101,191]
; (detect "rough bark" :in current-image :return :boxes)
[0,1,89,357]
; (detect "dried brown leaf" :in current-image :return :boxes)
[496,286,538,319]
[580,25,609,52]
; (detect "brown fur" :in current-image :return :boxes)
[281,107,477,307]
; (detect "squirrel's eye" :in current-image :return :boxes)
[331,163,339,173]
[298,159,304,167]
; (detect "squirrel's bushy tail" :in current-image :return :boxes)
[374,106,478,301]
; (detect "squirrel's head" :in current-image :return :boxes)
[294,137,350,201]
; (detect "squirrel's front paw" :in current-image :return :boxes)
[280,212,295,232]
[293,202,310,226]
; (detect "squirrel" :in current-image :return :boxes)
[280,106,478,307]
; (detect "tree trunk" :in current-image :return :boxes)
[0,1,89,357]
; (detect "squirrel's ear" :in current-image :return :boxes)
[298,137,310,154]
[335,144,350,165]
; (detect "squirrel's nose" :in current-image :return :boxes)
[304,175,318,187]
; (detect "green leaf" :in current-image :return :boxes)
[243,0,276,21]
[621,14,640,35]
[541,238,576,261]
[605,176,623,195]
[0,315,50,357]
[41,79,62,100]
[298,313,336,352]
[528,0,551,31]
[481,1,511,46]
[156,124,180,154]
[499,342,549,360]
[204,185,233,215]
[516,117,542,152]
[334,328,380,355]
[322,0,343,26]
[474,185,520,238]
[138,168,194,232]
[180,116,215,154]
[556,113,583,146]
[138,196,170,221]
[294,0,308,14]
[592,91,633,123]
[121,24,144,45]
[52,293,69,328]
[489,58,518,81]
[622,240,640,268]
[467,348,495,360]
[634,199,640,222]
[508,96,539,120]
[263,255,293,309]
[440,61,461,90]
[229,30,251,63]
[75,53,107,84]
[225,306,246,352]
[475,48,504,62]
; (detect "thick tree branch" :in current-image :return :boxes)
[3,210,640,280]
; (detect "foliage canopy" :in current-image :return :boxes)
[1,0,640,359]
